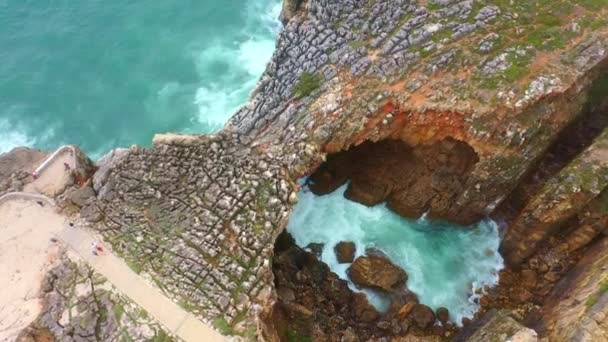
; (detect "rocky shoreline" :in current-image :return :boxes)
[3,0,608,341]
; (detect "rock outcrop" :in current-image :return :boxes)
[335,241,356,263]
[20,256,174,342]
[85,132,297,338]
[540,236,608,341]
[0,147,47,195]
[453,310,538,342]
[348,254,408,292]
[13,0,608,340]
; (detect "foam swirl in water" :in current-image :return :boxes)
[287,183,504,325]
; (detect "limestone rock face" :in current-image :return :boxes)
[541,236,608,341]
[348,254,407,292]
[22,256,172,341]
[66,181,95,207]
[0,147,47,180]
[279,0,303,25]
[0,147,47,196]
[92,147,129,196]
[455,310,538,342]
[335,241,356,263]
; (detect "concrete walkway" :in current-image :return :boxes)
[56,226,226,342]
[24,145,76,197]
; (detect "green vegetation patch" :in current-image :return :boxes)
[579,16,607,30]
[151,330,173,342]
[113,303,125,324]
[213,317,234,335]
[287,330,312,342]
[586,295,598,307]
[432,28,454,43]
[292,72,323,98]
[525,27,568,51]
[576,0,608,10]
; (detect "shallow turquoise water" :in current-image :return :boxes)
[288,184,504,325]
[0,0,280,157]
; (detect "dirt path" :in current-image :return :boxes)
[0,198,64,342]
[0,145,226,341]
[56,226,226,342]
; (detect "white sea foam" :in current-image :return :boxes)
[287,183,504,325]
[194,0,281,130]
[0,119,35,154]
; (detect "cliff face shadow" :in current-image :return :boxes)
[307,138,479,223]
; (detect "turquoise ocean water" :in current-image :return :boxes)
[0,0,281,157]
[1,1,503,323]
[288,184,504,325]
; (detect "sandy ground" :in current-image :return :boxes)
[0,199,65,342]
[24,149,75,197]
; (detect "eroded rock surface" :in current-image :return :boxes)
[42,0,608,339]
[87,132,296,338]
[348,254,408,292]
[540,236,608,341]
[19,256,174,342]
[0,147,47,196]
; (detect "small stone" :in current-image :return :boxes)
[288,192,298,204]
[341,327,360,342]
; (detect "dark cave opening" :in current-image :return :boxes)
[307,138,480,224]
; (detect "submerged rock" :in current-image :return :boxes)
[335,241,356,263]
[348,254,407,292]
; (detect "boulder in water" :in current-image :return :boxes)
[410,304,435,329]
[335,241,356,263]
[347,254,407,292]
[436,307,449,324]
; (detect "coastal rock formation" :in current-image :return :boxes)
[453,310,538,342]
[271,232,382,340]
[348,254,408,292]
[19,256,174,342]
[309,138,479,222]
[7,0,608,340]
[540,236,608,341]
[0,147,47,195]
[84,0,608,338]
[85,132,296,338]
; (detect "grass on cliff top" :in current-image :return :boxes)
[213,317,234,335]
[292,72,323,98]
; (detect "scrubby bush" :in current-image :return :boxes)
[292,72,322,98]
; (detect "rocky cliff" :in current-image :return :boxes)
[5,0,608,341]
